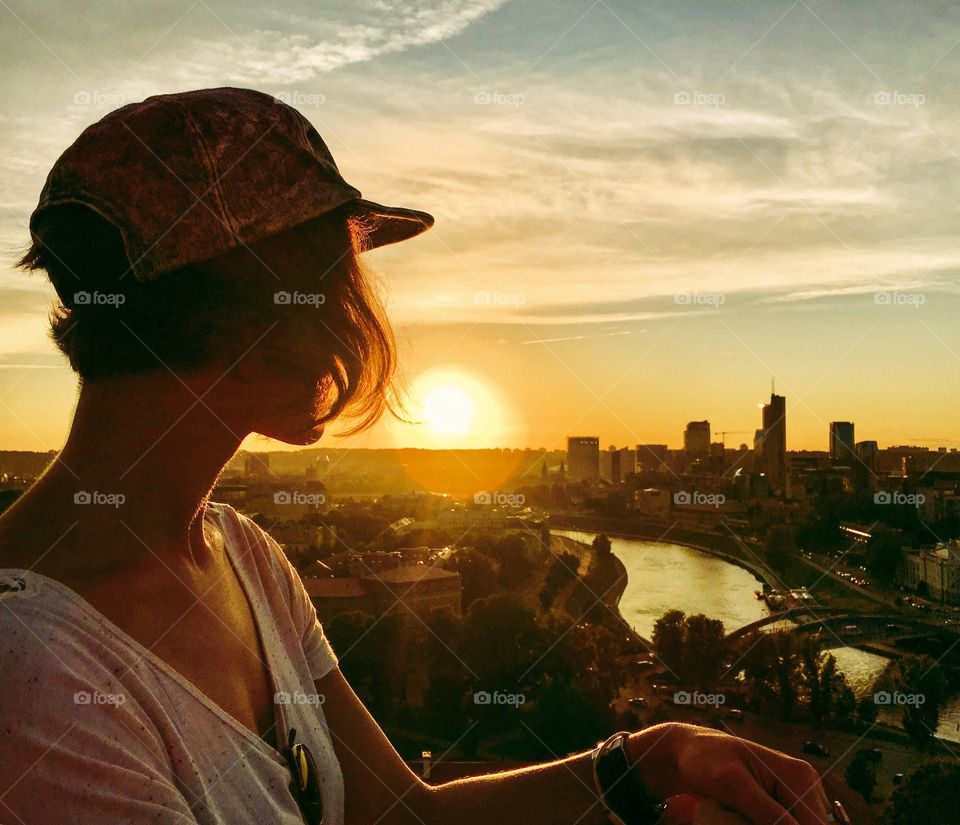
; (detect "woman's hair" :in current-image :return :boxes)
[17,203,398,434]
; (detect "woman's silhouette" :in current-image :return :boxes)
[0,88,836,825]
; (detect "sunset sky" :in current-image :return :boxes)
[3,1,960,453]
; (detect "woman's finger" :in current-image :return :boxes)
[713,778,800,825]
[742,746,830,825]
[770,761,831,825]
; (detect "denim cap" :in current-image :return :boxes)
[28,86,434,281]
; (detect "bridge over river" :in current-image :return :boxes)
[727,609,951,649]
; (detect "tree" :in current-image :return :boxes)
[682,614,726,685]
[798,641,850,723]
[835,684,857,723]
[888,761,960,825]
[856,695,879,725]
[0,489,20,515]
[451,548,499,609]
[845,748,881,800]
[495,534,533,587]
[865,526,905,583]
[592,534,612,560]
[876,655,948,748]
[324,610,404,717]
[460,593,546,686]
[653,610,686,675]
[742,631,801,720]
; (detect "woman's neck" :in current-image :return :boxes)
[3,371,247,572]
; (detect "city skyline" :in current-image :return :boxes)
[4,2,960,454]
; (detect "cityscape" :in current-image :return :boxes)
[5,1,960,823]
[2,382,958,822]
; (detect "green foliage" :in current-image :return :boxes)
[682,614,726,685]
[449,548,499,609]
[742,632,853,723]
[495,534,535,587]
[844,747,881,800]
[460,593,547,684]
[875,655,949,748]
[591,534,612,559]
[324,610,404,717]
[652,610,726,685]
[856,695,879,725]
[865,526,905,583]
[888,761,960,825]
[652,610,686,675]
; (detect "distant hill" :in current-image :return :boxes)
[0,450,57,479]
[226,447,566,497]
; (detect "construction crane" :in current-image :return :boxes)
[717,430,752,447]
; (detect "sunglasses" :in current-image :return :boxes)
[285,728,324,825]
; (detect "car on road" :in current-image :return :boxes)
[802,741,830,757]
[627,697,648,708]
[728,708,744,720]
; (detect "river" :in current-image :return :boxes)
[553,530,770,636]
[554,530,960,743]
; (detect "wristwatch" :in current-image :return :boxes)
[592,731,668,825]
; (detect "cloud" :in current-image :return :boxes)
[161,0,511,86]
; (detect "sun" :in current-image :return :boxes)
[399,367,516,448]
[420,384,474,436]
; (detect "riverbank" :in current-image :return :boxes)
[553,526,956,822]
[550,514,773,582]
[549,513,881,614]
[549,532,641,643]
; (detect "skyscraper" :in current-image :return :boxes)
[830,421,856,465]
[756,392,786,493]
[567,437,600,482]
[856,440,879,474]
[683,421,711,456]
[636,444,670,474]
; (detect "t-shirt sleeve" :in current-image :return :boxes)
[0,612,198,825]
[231,509,340,681]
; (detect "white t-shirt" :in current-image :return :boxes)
[0,501,344,824]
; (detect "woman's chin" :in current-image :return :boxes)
[256,420,325,446]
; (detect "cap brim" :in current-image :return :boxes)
[349,198,434,251]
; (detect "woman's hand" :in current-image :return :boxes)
[627,723,832,825]
[693,800,754,825]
